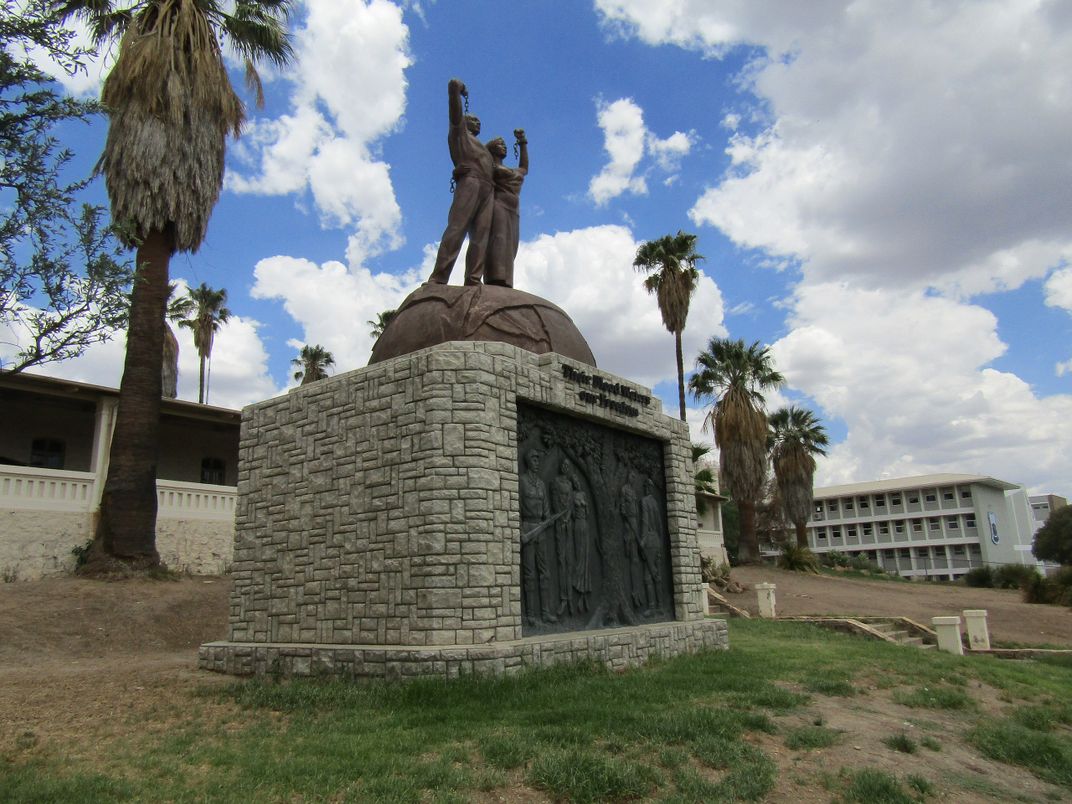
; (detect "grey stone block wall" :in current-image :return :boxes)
[203,341,718,677]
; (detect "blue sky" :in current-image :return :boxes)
[13,0,1072,495]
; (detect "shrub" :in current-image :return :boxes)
[1024,567,1072,606]
[993,564,1039,589]
[778,543,820,573]
[962,566,994,588]
[849,555,871,571]
[821,550,850,568]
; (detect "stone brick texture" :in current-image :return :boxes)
[203,342,722,677]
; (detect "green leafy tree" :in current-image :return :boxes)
[178,282,230,404]
[1033,506,1072,565]
[633,230,702,421]
[292,344,335,386]
[53,0,294,569]
[367,308,397,339]
[162,282,194,398]
[689,337,784,564]
[0,1,131,372]
[769,405,829,548]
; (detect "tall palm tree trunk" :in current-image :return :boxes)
[198,354,207,404]
[795,519,809,548]
[737,500,760,564]
[93,228,172,566]
[674,329,686,421]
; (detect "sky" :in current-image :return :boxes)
[10,0,1072,495]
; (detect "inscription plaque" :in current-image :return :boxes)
[517,402,675,635]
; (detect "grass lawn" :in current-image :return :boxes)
[3,620,1071,802]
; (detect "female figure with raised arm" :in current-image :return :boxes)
[484,129,528,287]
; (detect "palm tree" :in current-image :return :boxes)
[162,283,195,399]
[292,344,335,386]
[633,231,702,421]
[689,338,784,564]
[769,406,829,549]
[54,0,293,568]
[178,282,231,404]
[367,309,397,339]
[692,443,718,515]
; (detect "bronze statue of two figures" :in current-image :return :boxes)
[518,404,675,635]
[427,79,528,289]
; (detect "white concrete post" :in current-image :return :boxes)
[963,609,990,650]
[755,583,776,619]
[932,616,964,655]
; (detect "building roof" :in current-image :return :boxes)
[814,473,1022,497]
[0,371,241,425]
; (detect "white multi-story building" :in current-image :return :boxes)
[804,474,1040,581]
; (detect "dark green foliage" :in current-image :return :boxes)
[963,566,994,587]
[1023,566,1072,606]
[882,732,918,754]
[785,725,841,750]
[969,720,1072,788]
[1033,506,1072,565]
[0,2,131,372]
[721,499,741,563]
[993,564,1041,589]
[894,686,975,711]
[839,768,917,803]
[822,550,850,568]
[778,542,820,573]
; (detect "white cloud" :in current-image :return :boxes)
[772,283,1072,492]
[227,0,411,266]
[515,225,724,387]
[588,98,693,206]
[1044,266,1072,311]
[250,254,424,379]
[598,1,1072,493]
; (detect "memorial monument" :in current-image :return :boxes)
[200,79,725,679]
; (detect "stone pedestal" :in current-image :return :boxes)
[200,342,726,678]
[963,609,990,650]
[755,583,777,618]
[932,616,964,655]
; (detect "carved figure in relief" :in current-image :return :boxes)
[427,79,496,286]
[572,489,592,612]
[620,480,645,610]
[551,460,576,616]
[639,478,663,614]
[520,450,557,625]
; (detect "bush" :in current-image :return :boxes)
[992,564,1039,590]
[700,555,731,584]
[849,555,871,572]
[962,566,994,588]
[821,550,850,568]
[1023,566,1072,607]
[778,543,820,573]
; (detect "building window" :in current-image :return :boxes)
[816,528,827,541]
[200,457,226,485]
[859,497,870,509]
[891,495,902,505]
[863,524,873,536]
[30,438,65,469]
[942,490,955,501]
[908,494,919,504]
[895,521,905,534]
[844,499,854,511]
[947,517,959,529]
[814,503,823,514]
[929,518,941,531]
[961,490,972,500]
[966,517,976,528]
[879,523,889,535]
[925,493,937,503]
[875,495,886,507]
[912,521,923,532]
[846,527,857,538]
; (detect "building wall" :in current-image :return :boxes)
[0,466,235,581]
[0,394,96,470]
[805,477,1036,580]
[157,415,241,485]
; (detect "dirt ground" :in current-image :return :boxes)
[0,572,1069,801]
[729,566,1072,647]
